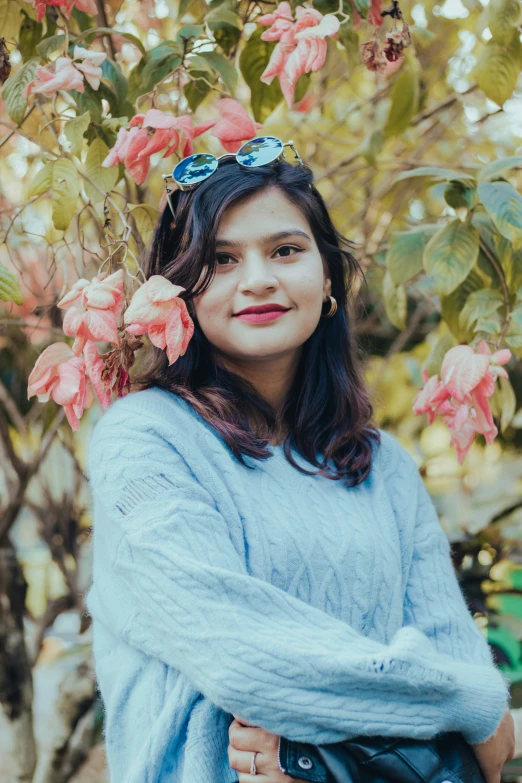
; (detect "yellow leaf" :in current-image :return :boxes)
[52,158,79,232]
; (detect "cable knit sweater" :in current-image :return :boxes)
[85,385,511,783]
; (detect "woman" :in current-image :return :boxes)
[85,147,514,783]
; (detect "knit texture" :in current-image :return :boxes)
[85,386,511,783]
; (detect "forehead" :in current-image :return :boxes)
[216,189,311,240]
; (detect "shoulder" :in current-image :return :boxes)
[86,386,216,480]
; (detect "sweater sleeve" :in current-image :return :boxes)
[85,406,510,746]
[381,431,511,743]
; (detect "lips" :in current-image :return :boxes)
[234,306,290,316]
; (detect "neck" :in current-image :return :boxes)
[216,348,302,412]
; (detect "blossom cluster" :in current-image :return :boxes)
[102,99,262,185]
[23,47,107,97]
[412,340,512,463]
[27,272,194,430]
[257,2,340,107]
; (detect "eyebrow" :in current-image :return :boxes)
[215,229,312,249]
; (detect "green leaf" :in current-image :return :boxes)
[0,263,23,305]
[472,35,521,106]
[352,0,369,15]
[205,4,242,29]
[184,70,212,111]
[478,180,522,251]
[36,33,67,59]
[71,82,103,123]
[458,287,505,332]
[186,54,214,74]
[129,204,161,246]
[212,21,241,55]
[488,0,521,45]
[84,137,118,202]
[130,42,183,98]
[18,13,43,59]
[423,219,480,296]
[361,129,384,167]
[393,166,476,187]
[239,27,283,123]
[506,304,522,355]
[101,58,128,115]
[175,24,204,44]
[338,24,360,71]
[444,181,478,210]
[2,59,38,125]
[383,270,407,329]
[64,111,90,158]
[52,158,79,232]
[76,27,145,55]
[383,65,420,138]
[386,224,438,285]
[490,375,517,432]
[479,156,522,182]
[28,161,54,197]
[440,269,485,342]
[200,49,237,93]
[0,0,22,43]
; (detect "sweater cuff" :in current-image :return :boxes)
[443,659,510,744]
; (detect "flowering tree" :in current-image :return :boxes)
[2,0,522,776]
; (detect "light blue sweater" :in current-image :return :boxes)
[85,385,511,783]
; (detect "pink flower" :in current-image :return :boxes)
[24,57,85,99]
[72,46,107,90]
[210,99,262,153]
[123,275,195,365]
[61,0,97,17]
[23,47,106,99]
[30,0,96,22]
[412,340,512,463]
[102,111,214,185]
[412,370,450,424]
[102,126,150,185]
[27,342,94,430]
[257,2,340,107]
[57,269,125,356]
[83,340,111,410]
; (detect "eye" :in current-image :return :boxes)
[215,253,236,266]
[273,245,302,258]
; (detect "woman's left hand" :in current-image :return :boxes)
[228,715,302,782]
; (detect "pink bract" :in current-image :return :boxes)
[413,340,512,463]
[83,341,111,410]
[57,269,125,355]
[123,275,195,366]
[102,111,215,185]
[210,99,263,153]
[27,342,94,430]
[258,3,340,107]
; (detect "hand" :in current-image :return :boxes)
[228,715,302,782]
[471,709,515,783]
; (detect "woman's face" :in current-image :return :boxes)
[192,188,332,366]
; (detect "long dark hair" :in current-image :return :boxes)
[133,157,380,486]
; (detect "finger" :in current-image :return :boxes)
[229,721,271,751]
[228,746,268,776]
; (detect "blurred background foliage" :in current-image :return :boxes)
[2,0,522,778]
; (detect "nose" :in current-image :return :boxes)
[237,252,278,294]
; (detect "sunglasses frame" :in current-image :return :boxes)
[162,136,304,215]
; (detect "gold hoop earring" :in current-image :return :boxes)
[321,295,337,318]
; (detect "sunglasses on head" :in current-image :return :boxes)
[162,135,304,215]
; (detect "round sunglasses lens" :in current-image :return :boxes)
[236,136,283,168]
[173,153,218,186]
